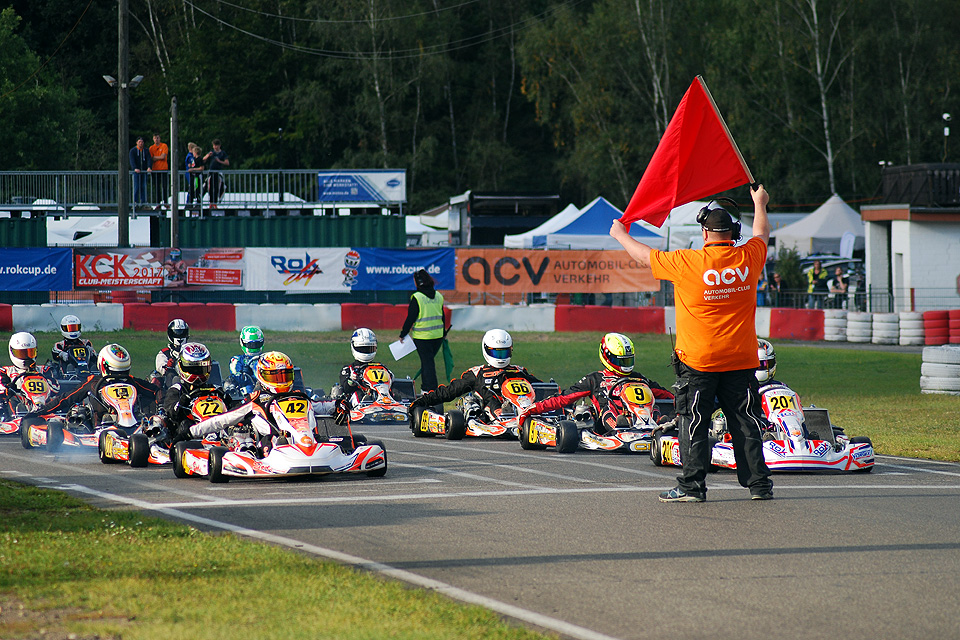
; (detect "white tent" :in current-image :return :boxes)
[771,194,864,255]
[543,197,663,250]
[503,203,580,248]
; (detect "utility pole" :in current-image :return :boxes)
[170,96,179,248]
[117,0,130,248]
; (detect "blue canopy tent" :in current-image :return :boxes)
[544,196,663,249]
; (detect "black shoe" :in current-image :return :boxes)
[659,487,705,503]
[751,490,774,500]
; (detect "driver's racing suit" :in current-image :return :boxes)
[410,364,541,419]
[524,369,673,433]
[0,364,61,408]
[51,338,96,367]
[334,360,402,422]
[162,379,231,439]
[39,373,159,427]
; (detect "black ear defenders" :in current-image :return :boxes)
[697,196,742,241]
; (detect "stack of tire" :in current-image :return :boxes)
[951,310,960,345]
[898,311,924,346]
[846,312,872,343]
[923,310,949,345]
[871,313,900,345]
[920,345,960,395]
[823,309,847,342]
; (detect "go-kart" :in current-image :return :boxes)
[344,364,415,426]
[650,381,874,473]
[99,385,228,467]
[566,381,676,454]
[409,377,554,440]
[48,345,95,381]
[171,390,386,483]
[1,371,66,444]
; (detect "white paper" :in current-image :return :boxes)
[389,338,417,361]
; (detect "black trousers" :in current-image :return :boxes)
[673,362,772,497]
[413,337,443,393]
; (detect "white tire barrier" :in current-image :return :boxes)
[920,345,960,394]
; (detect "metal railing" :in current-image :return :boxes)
[0,170,395,216]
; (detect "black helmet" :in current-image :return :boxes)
[414,268,434,290]
[167,318,190,351]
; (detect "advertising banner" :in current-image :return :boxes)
[454,249,659,294]
[317,170,407,204]
[73,248,244,290]
[352,248,455,291]
[0,248,72,291]
[244,247,351,293]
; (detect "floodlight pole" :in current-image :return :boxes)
[117,0,130,248]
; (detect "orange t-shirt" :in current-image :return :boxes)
[149,142,169,171]
[650,237,766,372]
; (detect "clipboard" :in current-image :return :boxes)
[389,338,417,361]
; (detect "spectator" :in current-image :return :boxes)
[203,139,230,208]
[827,266,848,309]
[149,133,169,210]
[185,143,204,213]
[757,270,769,306]
[128,136,150,209]
[806,260,829,309]
[769,271,784,307]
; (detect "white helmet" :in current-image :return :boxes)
[98,343,132,377]
[9,332,38,370]
[350,328,377,363]
[756,339,777,382]
[482,329,513,368]
[60,314,82,340]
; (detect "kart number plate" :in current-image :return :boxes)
[191,395,227,418]
[619,382,653,406]
[362,365,392,386]
[22,376,48,395]
[278,399,309,418]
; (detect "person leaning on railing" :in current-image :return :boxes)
[806,260,829,309]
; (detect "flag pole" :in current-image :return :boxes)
[695,76,755,184]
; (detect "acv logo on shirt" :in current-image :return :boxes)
[702,267,750,286]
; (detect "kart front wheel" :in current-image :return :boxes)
[650,429,664,466]
[519,417,547,450]
[20,416,39,450]
[444,410,466,440]
[98,430,119,464]
[556,420,579,454]
[129,434,150,467]
[208,446,230,483]
[46,420,64,453]
[410,406,430,438]
[172,440,202,479]
[365,439,388,477]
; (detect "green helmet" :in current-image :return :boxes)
[239,326,264,356]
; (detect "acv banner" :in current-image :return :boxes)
[454,249,659,294]
[0,248,72,291]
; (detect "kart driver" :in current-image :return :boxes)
[161,342,230,440]
[228,325,265,381]
[40,344,160,426]
[149,318,190,389]
[518,332,674,434]
[169,351,335,457]
[0,332,61,404]
[333,328,401,424]
[408,329,541,421]
[50,315,96,368]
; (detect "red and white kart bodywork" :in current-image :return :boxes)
[172,391,387,482]
[650,382,874,473]
[2,372,59,437]
[346,365,412,426]
[572,381,671,454]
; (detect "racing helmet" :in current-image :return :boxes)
[756,339,777,382]
[167,318,190,351]
[256,351,294,394]
[98,343,131,377]
[239,325,264,356]
[177,342,212,385]
[350,327,378,363]
[60,314,82,340]
[9,332,38,370]
[599,332,635,375]
[482,329,512,369]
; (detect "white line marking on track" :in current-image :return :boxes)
[50,482,626,640]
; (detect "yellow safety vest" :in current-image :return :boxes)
[411,291,445,339]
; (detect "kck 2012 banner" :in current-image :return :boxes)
[0,248,72,291]
[73,248,243,290]
[454,249,659,294]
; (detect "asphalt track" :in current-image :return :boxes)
[3,426,960,640]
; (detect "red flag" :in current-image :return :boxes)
[621,76,754,229]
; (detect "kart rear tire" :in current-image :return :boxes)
[556,420,579,453]
[444,410,466,440]
[20,416,40,450]
[172,440,202,479]
[849,436,874,473]
[410,406,430,437]
[98,430,119,464]
[129,433,150,467]
[208,446,230,483]
[365,439,388,477]
[519,417,547,450]
[650,429,664,466]
[46,420,64,453]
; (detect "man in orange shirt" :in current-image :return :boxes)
[149,132,170,210]
[610,185,773,502]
